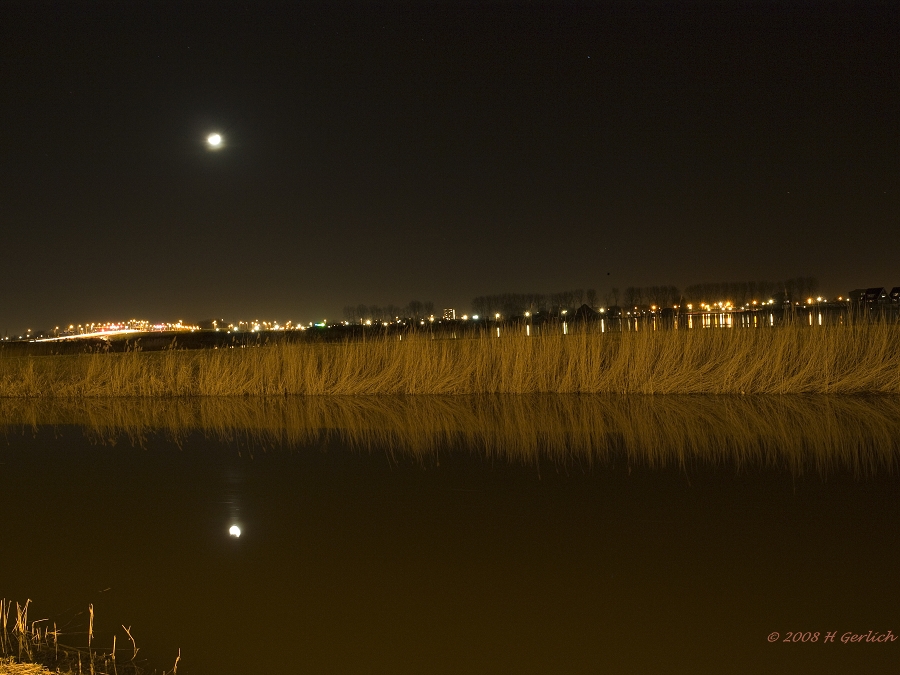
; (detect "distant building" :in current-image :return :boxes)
[848,289,867,304]
[571,304,598,320]
[849,288,890,307]
[865,287,887,304]
[442,308,456,320]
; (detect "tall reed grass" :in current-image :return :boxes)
[0,322,898,397]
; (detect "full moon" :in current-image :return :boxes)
[207,133,222,147]
[229,525,241,537]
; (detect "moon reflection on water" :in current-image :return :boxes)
[225,462,244,539]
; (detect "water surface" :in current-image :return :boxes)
[2,395,898,673]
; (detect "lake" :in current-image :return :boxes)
[2,395,899,674]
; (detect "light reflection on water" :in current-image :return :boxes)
[2,395,899,674]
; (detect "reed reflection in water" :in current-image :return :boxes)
[3,394,899,475]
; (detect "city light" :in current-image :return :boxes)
[15,288,890,345]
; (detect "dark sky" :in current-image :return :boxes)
[2,1,897,332]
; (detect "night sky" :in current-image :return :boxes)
[2,1,897,333]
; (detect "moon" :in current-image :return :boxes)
[229,525,241,537]
[207,133,223,148]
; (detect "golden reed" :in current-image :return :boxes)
[0,322,898,396]
[2,394,899,475]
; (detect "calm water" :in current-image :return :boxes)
[2,396,899,674]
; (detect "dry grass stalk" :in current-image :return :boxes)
[14,602,29,637]
[121,626,138,661]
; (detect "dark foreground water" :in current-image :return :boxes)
[2,395,899,674]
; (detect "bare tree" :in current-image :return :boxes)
[406,300,424,319]
[624,287,639,308]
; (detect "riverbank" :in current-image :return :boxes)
[0,661,51,675]
[1,322,898,396]
[0,600,154,675]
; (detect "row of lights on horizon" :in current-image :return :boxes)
[6,298,860,341]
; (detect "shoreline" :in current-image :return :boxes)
[0,323,898,397]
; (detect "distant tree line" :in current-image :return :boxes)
[616,277,820,308]
[471,289,598,317]
[343,300,435,323]
[681,277,820,305]
[620,285,682,309]
[467,277,821,317]
[342,277,821,324]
